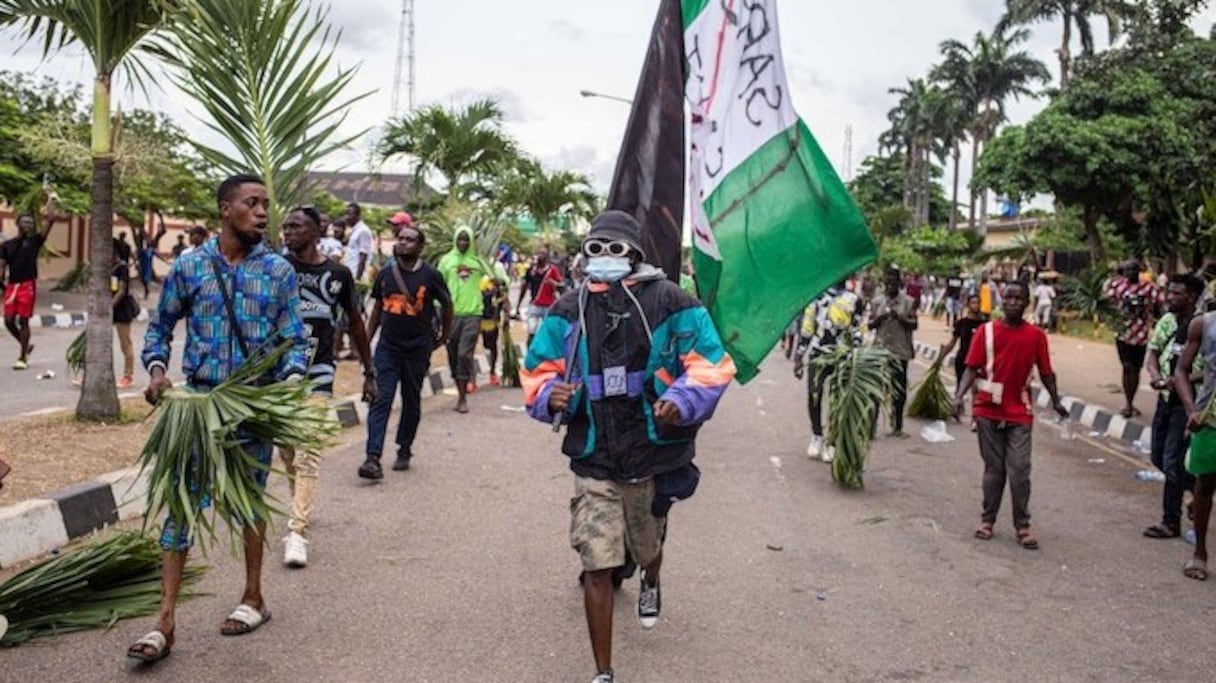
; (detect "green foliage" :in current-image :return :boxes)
[378,98,519,201]
[491,157,598,233]
[154,0,372,242]
[54,262,89,293]
[1062,268,1117,327]
[814,344,896,490]
[138,345,340,554]
[908,356,954,420]
[849,154,950,232]
[0,530,206,647]
[879,226,978,274]
[65,329,85,374]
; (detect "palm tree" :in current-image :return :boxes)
[378,98,518,202]
[153,0,370,243]
[930,57,976,232]
[495,157,598,237]
[0,0,172,421]
[884,79,951,228]
[938,27,1050,235]
[1000,0,1137,88]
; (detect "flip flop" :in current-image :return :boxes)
[1183,558,1208,581]
[126,629,172,663]
[220,604,271,636]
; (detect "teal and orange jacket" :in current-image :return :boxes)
[521,266,736,481]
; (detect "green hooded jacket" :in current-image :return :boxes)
[437,225,489,316]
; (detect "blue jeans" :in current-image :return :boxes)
[1150,396,1194,527]
[365,345,430,459]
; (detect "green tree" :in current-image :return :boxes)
[882,78,954,227]
[153,0,370,243]
[937,26,1050,234]
[0,71,89,206]
[378,98,519,203]
[999,0,1138,88]
[0,0,173,422]
[493,157,598,237]
[847,154,949,233]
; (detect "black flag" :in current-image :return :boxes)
[606,0,685,283]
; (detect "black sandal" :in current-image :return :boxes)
[1143,523,1180,539]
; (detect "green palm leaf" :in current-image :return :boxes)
[814,344,896,490]
[150,0,371,241]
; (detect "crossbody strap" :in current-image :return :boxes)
[984,321,995,379]
[209,257,250,359]
[389,259,411,298]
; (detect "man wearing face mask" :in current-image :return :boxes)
[359,220,452,479]
[522,210,736,683]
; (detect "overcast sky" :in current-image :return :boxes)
[2,0,1214,199]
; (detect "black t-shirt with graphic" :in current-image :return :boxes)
[371,261,451,354]
[1,232,47,283]
[946,276,965,299]
[287,256,356,372]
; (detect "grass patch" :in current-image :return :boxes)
[1055,313,1116,344]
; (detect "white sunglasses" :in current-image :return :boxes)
[583,240,632,257]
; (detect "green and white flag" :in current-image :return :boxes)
[685,0,877,382]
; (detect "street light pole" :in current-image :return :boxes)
[579,89,634,105]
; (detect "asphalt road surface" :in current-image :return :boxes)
[2,354,1212,682]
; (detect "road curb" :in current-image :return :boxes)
[0,346,525,567]
[28,308,152,329]
[912,340,1152,452]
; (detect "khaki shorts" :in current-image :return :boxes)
[570,475,665,572]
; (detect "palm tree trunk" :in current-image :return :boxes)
[76,74,120,421]
[949,142,961,231]
[968,135,980,230]
[921,146,932,226]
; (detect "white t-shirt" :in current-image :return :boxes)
[1034,284,1055,306]
[342,221,374,281]
[319,236,344,261]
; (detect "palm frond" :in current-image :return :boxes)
[151,0,371,239]
[0,530,206,647]
[908,356,954,420]
[814,344,896,490]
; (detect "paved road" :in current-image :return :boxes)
[0,322,189,422]
[2,352,1211,681]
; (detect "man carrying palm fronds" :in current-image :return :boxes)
[129,175,310,663]
[793,278,865,462]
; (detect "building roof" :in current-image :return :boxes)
[305,171,441,208]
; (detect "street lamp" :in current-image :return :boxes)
[579,89,634,105]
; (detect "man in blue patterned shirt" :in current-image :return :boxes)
[128,174,309,664]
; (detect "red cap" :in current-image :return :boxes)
[387,211,414,227]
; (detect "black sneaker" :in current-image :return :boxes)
[638,579,660,629]
[358,458,383,480]
[392,452,412,471]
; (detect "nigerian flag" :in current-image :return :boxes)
[684,0,878,383]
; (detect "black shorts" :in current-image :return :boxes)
[1116,340,1147,369]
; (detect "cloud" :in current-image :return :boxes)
[432,87,531,123]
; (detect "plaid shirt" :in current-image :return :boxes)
[142,237,309,386]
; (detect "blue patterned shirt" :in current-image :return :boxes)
[142,237,309,386]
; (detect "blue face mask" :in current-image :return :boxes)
[586,256,632,282]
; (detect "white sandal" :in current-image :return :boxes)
[127,629,171,662]
[220,603,271,636]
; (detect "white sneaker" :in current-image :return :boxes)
[821,445,836,463]
[806,435,824,459]
[283,532,308,568]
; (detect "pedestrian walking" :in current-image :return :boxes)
[438,224,488,413]
[111,245,139,389]
[1033,278,1056,328]
[479,266,510,386]
[280,206,375,566]
[793,279,864,462]
[129,174,311,663]
[1172,308,1216,581]
[359,222,451,479]
[1142,274,1205,540]
[516,246,564,345]
[869,267,917,437]
[953,281,1068,550]
[1106,260,1163,418]
[1,188,58,370]
[522,210,735,683]
[136,224,169,300]
[941,294,989,392]
[181,225,208,257]
[944,268,965,327]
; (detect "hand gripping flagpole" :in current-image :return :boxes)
[553,284,587,433]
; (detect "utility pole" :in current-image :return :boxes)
[391,0,417,115]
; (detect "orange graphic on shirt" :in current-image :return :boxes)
[382,286,427,317]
